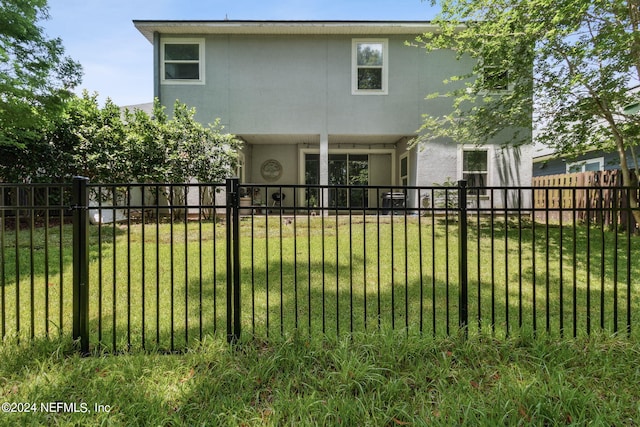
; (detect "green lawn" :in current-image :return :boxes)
[1,215,640,425]
[2,214,639,350]
[1,332,640,425]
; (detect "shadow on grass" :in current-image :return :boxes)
[6,215,640,351]
[466,217,640,337]
[87,249,640,354]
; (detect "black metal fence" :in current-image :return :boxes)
[1,178,638,352]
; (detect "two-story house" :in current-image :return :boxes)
[133,20,532,209]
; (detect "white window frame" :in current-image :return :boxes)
[566,157,604,173]
[458,145,492,197]
[236,151,246,183]
[352,39,389,95]
[399,152,410,187]
[161,38,205,85]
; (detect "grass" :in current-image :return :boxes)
[1,331,640,425]
[2,214,639,350]
[1,215,640,424]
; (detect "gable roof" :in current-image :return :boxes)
[133,20,441,43]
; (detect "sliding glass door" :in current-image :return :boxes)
[305,153,369,208]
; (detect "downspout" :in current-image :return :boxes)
[153,31,161,104]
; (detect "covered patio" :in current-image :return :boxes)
[236,133,415,210]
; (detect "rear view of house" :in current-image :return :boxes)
[133,20,532,209]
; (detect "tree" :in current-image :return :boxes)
[124,99,240,185]
[66,93,130,183]
[0,92,241,185]
[125,99,241,219]
[415,0,640,225]
[0,0,82,148]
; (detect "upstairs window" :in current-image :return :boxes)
[162,38,205,84]
[352,39,388,95]
[479,56,511,94]
[482,65,509,92]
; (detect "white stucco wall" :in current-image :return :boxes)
[158,35,473,139]
[248,144,298,207]
[414,140,533,209]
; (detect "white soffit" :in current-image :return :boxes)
[238,134,409,145]
[133,20,442,43]
[329,134,409,145]
[239,134,320,145]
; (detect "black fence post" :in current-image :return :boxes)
[72,176,90,354]
[226,177,241,343]
[458,180,468,336]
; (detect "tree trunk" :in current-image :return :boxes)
[614,134,640,230]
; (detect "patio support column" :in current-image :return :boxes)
[320,133,329,212]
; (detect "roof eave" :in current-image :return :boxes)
[132,20,447,43]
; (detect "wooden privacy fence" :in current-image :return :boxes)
[532,170,639,230]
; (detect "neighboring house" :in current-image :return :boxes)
[133,20,532,209]
[533,85,640,179]
[533,147,640,177]
[122,102,154,116]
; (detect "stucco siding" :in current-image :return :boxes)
[248,144,298,207]
[415,141,532,208]
[415,140,458,188]
[495,144,533,187]
[160,34,471,136]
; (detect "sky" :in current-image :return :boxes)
[41,0,440,107]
